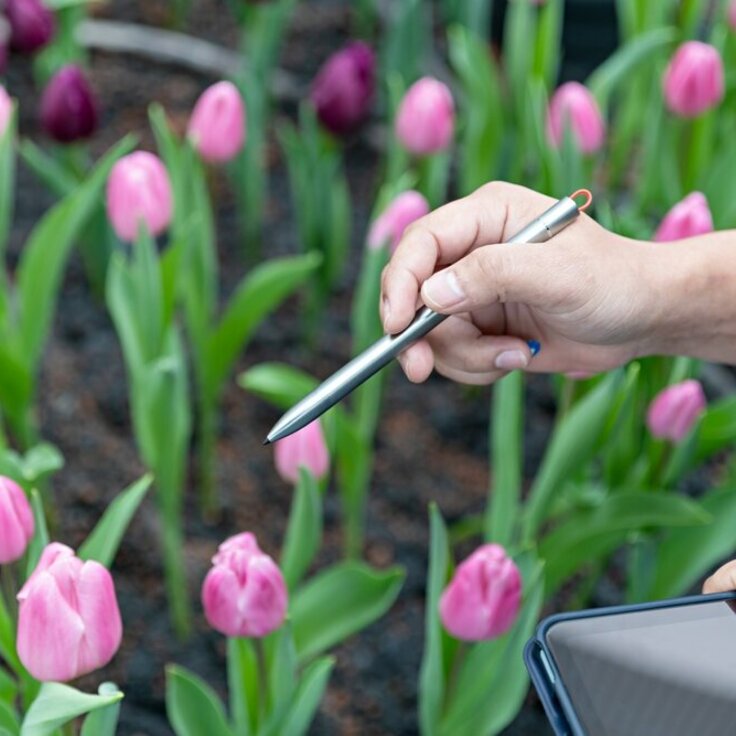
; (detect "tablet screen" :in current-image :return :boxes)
[546,599,736,736]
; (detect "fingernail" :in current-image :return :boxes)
[422,270,465,309]
[527,340,541,357]
[495,350,529,370]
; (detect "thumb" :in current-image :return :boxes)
[420,242,566,313]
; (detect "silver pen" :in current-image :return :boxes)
[265,189,592,444]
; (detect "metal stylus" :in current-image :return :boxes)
[265,190,592,444]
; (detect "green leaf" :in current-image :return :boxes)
[20,682,123,736]
[281,469,322,590]
[276,656,334,736]
[291,561,405,662]
[80,683,122,736]
[18,138,77,198]
[205,252,321,398]
[265,624,297,724]
[419,504,449,736]
[25,490,49,580]
[78,475,153,567]
[540,491,711,595]
[0,666,17,703]
[165,665,233,736]
[238,363,319,410]
[16,136,135,367]
[19,444,63,485]
[0,108,17,267]
[0,700,19,736]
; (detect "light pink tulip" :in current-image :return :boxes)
[367,190,430,253]
[663,41,724,118]
[274,419,329,485]
[653,192,713,242]
[16,543,122,681]
[0,86,13,140]
[395,77,455,156]
[647,379,706,443]
[0,477,33,564]
[106,152,173,242]
[202,532,287,638]
[439,544,522,642]
[729,0,736,30]
[547,82,605,154]
[188,81,246,164]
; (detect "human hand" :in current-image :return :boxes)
[702,561,736,594]
[380,181,663,385]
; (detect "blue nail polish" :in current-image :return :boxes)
[527,340,541,357]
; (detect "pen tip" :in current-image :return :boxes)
[263,438,271,446]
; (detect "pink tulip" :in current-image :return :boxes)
[0,86,14,140]
[0,477,34,564]
[106,151,173,242]
[395,77,455,156]
[16,543,123,681]
[202,532,287,638]
[663,41,724,118]
[439,544,521,642]
[729,1,736,30]
[653,192,713,242]
[6,0,54,54]
[40,65,98,144]
[310,41,375,136]
[188,81,246,164]
[367,190,430,253]
[274,419,329,485]
[647,379,706,443]
[547,82,605,154]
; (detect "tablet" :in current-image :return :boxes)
[524,592,736,736]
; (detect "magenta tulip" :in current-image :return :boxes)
[395,77,455,156]
[0,86,14,140]
[188,81,246,164]
[6,0,54,54]
[547,82,605,154]
[0,477,33,564]
[653,192,713,242]
[202,532,287,638]
[439,544,522,642]
[274,419,329,485]
[40,65,98,144]
[16,543,123,681]
[106,151,173,242]
[367,190,430,253]
[647,380,706,443]
[310,41,375,136]
[663,41,724,118]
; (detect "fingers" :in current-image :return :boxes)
[702,560,736,594]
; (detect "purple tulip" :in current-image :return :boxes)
[16,543,123,681]
[188,81,246,164]
[40,65,98,144]
[0,18,11,76]
[367,190,430,253]
[395,77,455,156]
[106,151,173,242]
[647,380,706,443]
[310,41,375,136]
[202,532,288,638]
[439,544,522,642]
[274,419,329,485]
[6,0,55,54]
[663,41,724,118]
[0,476,34,564]
[653,192,714,242]
[547,82,605,154]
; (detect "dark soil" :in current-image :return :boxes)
[5,2,569,734]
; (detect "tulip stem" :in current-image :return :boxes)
[197,399,218,520]
[255,639,268,726]
[1,566,16,623]
[443,641,468,713]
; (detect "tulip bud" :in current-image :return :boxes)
[273,420,329,485]
[439,544,522,642]
[106,151,173,242]
[647,379,706,443]
[40,65,98,144]
[6,0,55,54]
[0,86,14,140]
[0,477,34,564]
[663,41,724,118]
[367,190,430,253]
[17,543,123,681]
[202,532,287,638]
[653,192,713,242]
[729,1,736,31]
[546,81,605,154]
[188,81,246,164]
[310,41,375,136]
[395,77,455,156]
